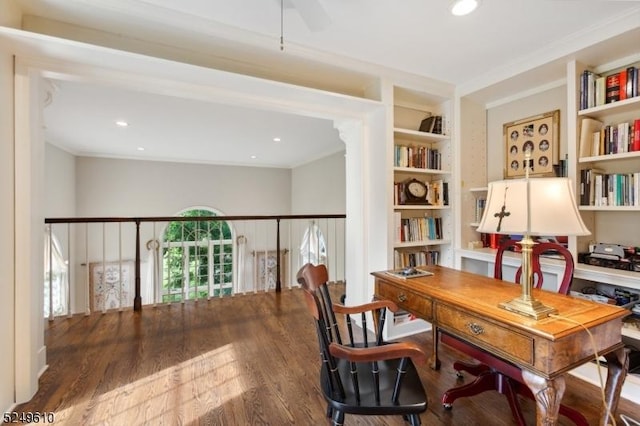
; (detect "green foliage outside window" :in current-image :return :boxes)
[161,209,233,302]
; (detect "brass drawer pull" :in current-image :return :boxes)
[467,322,484,335]
[397,293,407,303]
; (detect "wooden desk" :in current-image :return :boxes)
[372,266,630,426]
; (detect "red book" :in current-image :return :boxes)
[619,70,627,100]
[605,73,620,103]
[633,119,640,152]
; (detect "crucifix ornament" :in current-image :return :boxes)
[494,185,510,232]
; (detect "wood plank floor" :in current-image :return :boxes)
[14,284,640,425]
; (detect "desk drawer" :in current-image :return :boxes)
[376,281,432,319]
[436,304,533,365]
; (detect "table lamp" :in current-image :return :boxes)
[476,171,590,319]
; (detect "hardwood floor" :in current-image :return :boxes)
[14,284,640,425]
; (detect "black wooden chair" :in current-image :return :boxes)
[297,263,429,426]
[441,239,587,425]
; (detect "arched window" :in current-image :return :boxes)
[161,208,233,302]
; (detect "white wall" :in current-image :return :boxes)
[45,144,76,217]
[486,85,567,181]
[291,150,346,214]
[76,157,291,217]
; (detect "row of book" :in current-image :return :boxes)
[394,179,449,206]
[393,249,440,269]
[418,115,444,135]
[394,214,443,242]
[580,65,639,110]
[474,197,486,223]
[579,117,640,158]
[394,144,442,170]
[393,310,416,325]
[579,168,640,207]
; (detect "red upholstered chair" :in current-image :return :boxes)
[440,239,588,426]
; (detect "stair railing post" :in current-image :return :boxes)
[134,219,142,311]
[276,218,281,292]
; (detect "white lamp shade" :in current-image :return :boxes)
[476,178,591,237]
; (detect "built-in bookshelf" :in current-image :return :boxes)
[392,86,452,272]
[469,187,487,227]
[568,58,640,401]
[572,60,640,285]
[385,85,453,339]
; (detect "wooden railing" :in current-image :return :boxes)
[44,214,346,317]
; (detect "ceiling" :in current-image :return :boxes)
[13,0,640,168]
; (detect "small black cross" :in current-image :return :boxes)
[494,205,510,232]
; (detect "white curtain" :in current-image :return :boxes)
[145,239,160,304]
[300,222,327,266]
[44,229,68,318]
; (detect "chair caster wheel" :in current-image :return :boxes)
[443,403,452,410]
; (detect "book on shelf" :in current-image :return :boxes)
[619,69,627,101]
[580,168,604,206]
[418,115,443,135]
[579,117,603,158]
[592,120,640,155]
[393,249,440,268]
[633,119,640,152]
[557,155,568,177]
[393,309,416,325]
[442,182,449,206]
[395,216,443,243]
[418,116,436,133]
[394,145,441,169]
[432,116,443,135]
[583,170,640,207]
[591,131,601,157]
[625,66,635,99]
[394,211,402,242]
[474,197,486,223]
[584,65,639,109]
[595,75,606,107]
[605,72,621,104]
[580,70,597,110]
[618,122,630,153]
[428,179,446,206]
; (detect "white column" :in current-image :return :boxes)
[14,61,47,403]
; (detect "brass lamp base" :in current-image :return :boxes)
[499,297,558,320]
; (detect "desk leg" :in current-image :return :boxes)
[600,346,629,426]
[430,327,441,370]
[521,370,565,426]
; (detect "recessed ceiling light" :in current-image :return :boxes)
[251,155,257,159]
[273,137,281,142]
[137,147,145,151]
[115,120,129,127]
[451,0,479,16]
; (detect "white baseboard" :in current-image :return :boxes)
[570,362,640,405]
[37,345,48,378]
